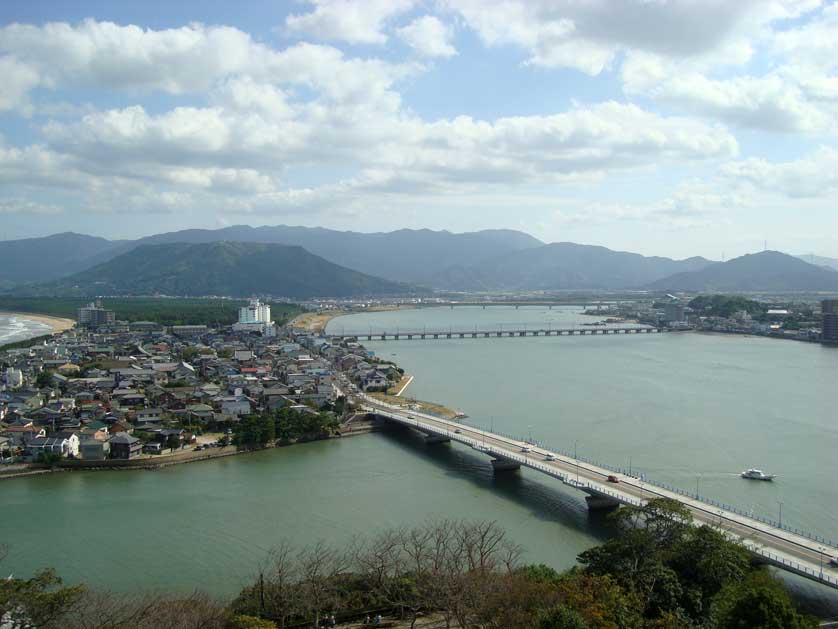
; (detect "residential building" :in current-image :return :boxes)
[232,299,276,337]
[77,300,116,328]
[109,432,142,459]
[822,299,838,344]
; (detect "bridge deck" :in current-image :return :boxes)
[359,394,838,591]
[330,326,665,341]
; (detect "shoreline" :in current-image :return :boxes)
[0,310,75,334]
[290,304,417,334]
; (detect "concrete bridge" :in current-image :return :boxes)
[357,393,838,591]
[330,326,667,342]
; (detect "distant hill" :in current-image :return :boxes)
[0,226,544,286]
[24,242,411,299]
[428,242,715,291]
[795,254,838,272]
[0,232,125,285]
[647,251,838,292]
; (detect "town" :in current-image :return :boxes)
[0,299,405,468]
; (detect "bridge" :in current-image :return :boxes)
[356,392,838,591]
[330,325,667,342]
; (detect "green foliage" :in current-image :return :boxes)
[0,334,52,352]
[710,570,816,629]
[166,434,181,451]
[688,295,766,319]
[35,370,54,388]
[272,407,338,442]
[0,296,303,327]
[233,415,276,448]
[0,568,85,628]
[518,564,567,587]
[229,614,277,628]
[536,604,590,628]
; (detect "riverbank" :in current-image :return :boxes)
[0,423,375,480]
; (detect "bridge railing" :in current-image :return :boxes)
[745,547,838,587]
[427,413,838,551]
[367,399,837,551]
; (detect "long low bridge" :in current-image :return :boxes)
[331,325,667,342]
[357,393,838,591]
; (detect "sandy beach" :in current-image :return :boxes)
[0,311,76,334]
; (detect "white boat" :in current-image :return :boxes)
[741,468,776,481]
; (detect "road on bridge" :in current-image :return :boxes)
[351,390,838,590]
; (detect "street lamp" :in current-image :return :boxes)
[527,425,532,444]
[574,439,580,484]
[820,546,826,577]
[696,473,701,499]
[778,501,784,528]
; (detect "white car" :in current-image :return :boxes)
[830,556,838,568]
[520,446,531,453]
[545,454,556,461]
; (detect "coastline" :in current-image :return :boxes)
[0,310,75,334]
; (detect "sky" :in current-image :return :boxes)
[0,0,837,260]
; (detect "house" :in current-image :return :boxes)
[80,438,110,460]
[361,371,389,391]
[109,432,142,459]
[28,433,79,458]
[142,441,164,455]
[135,408,163,423]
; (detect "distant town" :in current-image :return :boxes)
[2,294,837,469]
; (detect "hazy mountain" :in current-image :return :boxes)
[428,242,715,291]
[25,242,411,299]
[0,232,125,285]
[647,251,838,292]
[795,254,838,271]
[0,226,543,285]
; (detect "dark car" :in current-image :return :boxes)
[606,475,619,483]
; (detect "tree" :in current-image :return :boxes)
[536,604,589,629]
[711,570,816,629]
[166,434,180,452]
[36,370,54,389]
[0,568,85,628]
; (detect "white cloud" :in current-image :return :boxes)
[0,20,418,115]
[0,56,39,113]
[397,16,457,58]
[721,147,838,198]
[443,0,820,73]
[285,0,416,45]
[0,198,62,215]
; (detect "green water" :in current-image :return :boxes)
[1,430,605,596]
[3,306,837,613]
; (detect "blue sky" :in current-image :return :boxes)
[1,0,837,259]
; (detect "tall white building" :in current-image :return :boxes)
[5,368,23,389]
[233,299,276,336]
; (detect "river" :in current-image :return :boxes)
[2,306,837,612]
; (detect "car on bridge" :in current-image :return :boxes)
[521,446,531,453]
[606,475,620,483]
[545,454,556,461]
[830,556,838,568]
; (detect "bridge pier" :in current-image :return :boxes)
[425,435,451,445]
[491,458,521,472]
[585,495,621,510]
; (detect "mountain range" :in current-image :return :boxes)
[645,251,838,292]
[27,242,408,299]
[2,225,838,296]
